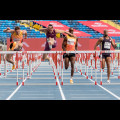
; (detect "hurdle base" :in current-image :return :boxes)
[100,81,102,85]
[56,82,58,85]
[61,82,63,85]
[59,76,61,79]
[27,76,30,79]
[16,82,18,86]
[118,76,120,79]
[95,81,97,85]
[22,82,24,86]
[91,76,93,79]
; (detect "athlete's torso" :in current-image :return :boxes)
[101,36,112,51]
[46,29,56,40]
[66,35,77,51]
[11,30,23,43]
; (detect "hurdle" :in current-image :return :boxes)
[0,50,120,86]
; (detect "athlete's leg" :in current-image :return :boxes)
[48,37,55,45]
[47,37,55,50]
[102,58,106,69]
[64,57,69,70]
[105,57,111,81]
[42,53,50,61]
[69,56,75,78]
[14,43,23,51]
[6,54,14,65]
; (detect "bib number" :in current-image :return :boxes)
[104,42,111,49]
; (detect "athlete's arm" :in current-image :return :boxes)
[22,30,27,39]
[55,29,77,38]
[3,27,14,33]
[94,37,103,50]
[75,38,78,51]
[39,28,47,33]
[111,39,117,49]
[62,36,67,51]
[94,37,103,57]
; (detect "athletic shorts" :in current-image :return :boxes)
[44,41,57,51]
[102,53,111,59]
[63,53,76,60]
[9,42,22,51]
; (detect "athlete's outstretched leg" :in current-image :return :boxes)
[70,57,75,78]
[106,57,111,81]
[6,54,15,70]
[64,57,69,70]
[42,53,50,61]
[102,58,106,69]
[47,38,55,50]
[6,54,14,65]
[69,56,75,84]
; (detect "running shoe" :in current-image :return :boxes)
[107,80,111,84]
[12,65,15,70]
[70,79,74,84]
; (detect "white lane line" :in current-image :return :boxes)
[6,78,27,100]
[78,71,120,100]
[70,94,106,95]
[54,62,66,100]
[71,97,112,99]
[56,76,66,100]
[19,97,55,99]
[21,94,54,95]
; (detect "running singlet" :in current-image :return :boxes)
[46,29,56,41]
[11,30,23,43]
[66,35,76,51]
[102,36,112,51]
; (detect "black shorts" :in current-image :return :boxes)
[63,53,76,60]
[102,54,111,59]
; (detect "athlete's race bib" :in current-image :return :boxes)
[104,42,111,49]
[67,39,75,45]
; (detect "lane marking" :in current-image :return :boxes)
[78,71,120,100]
[6,78,27,100]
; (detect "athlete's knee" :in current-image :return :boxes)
[65,65,69,70]
[102,66,105,69]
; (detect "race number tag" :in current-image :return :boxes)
[67,39,75,45]
[104,42,111,49]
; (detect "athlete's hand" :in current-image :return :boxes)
[114,43,117,48]
[24,36,27,39]
[7,27,10,30]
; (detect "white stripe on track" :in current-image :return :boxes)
[78,71,120,100]
[56,76,66,100]
[6,78,27,100]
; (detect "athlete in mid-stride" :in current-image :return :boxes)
[94,29,117,83]
[62,28,78,84]
[3,26,27,70]
[39,24,76,61]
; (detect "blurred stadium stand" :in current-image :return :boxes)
[0,20,120,50]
